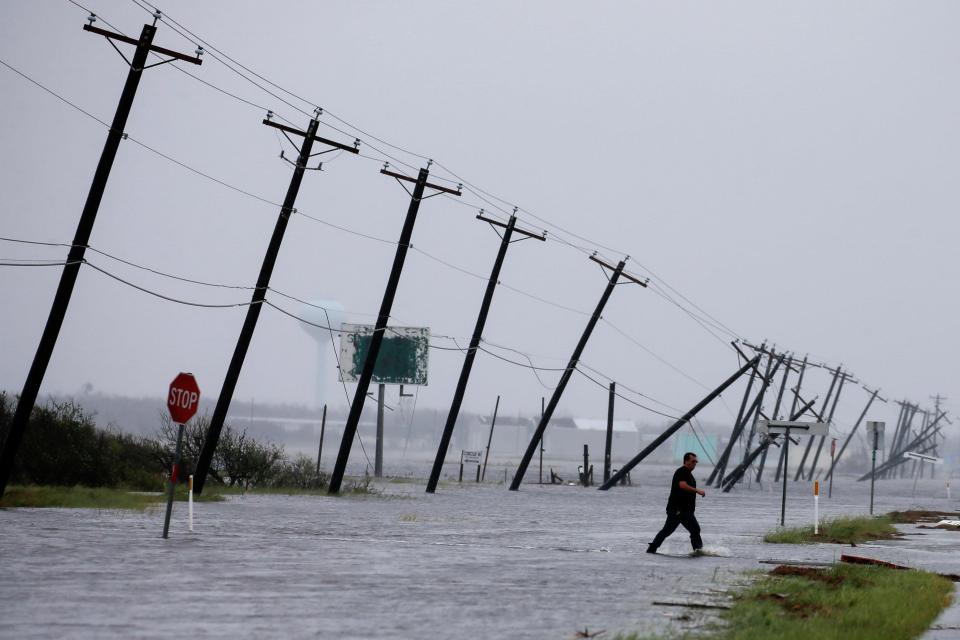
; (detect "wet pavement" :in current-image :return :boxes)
[1,463,958,639]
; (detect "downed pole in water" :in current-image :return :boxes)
[598,355,760,491]
[858,414,945,482]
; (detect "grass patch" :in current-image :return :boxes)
[714,563,952,640]
[0,484,222,510]
[886,509,959,524]
[764,515,900,544]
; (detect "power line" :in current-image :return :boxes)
[6,34,743,355]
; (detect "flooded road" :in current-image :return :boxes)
[2,464,958,639]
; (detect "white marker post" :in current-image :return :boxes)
[188,474,194,532]
[814,481,820,534]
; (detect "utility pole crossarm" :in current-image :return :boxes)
[380,168,461,195]
[83,24,203,65]
[476,212,546,241]
[262,119,359,153]
[589,254,648,287]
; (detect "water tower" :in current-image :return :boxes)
[297,299,346,410]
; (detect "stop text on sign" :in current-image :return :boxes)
[169,388,198,411]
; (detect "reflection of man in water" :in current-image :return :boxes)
[647,452,705,554]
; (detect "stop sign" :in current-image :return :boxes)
[168,372,201,424]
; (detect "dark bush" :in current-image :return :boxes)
[0,393,163,489]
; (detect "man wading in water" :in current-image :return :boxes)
[647,452,705,554]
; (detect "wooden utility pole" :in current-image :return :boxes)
[807,370,855,479]
[794,365,841,481]
[775,355,808,482]
[194,113,359,493]
[328,164,461,494]
[426,211,544,493]
[604,382,615,484]
[0,14,202,498]
[510,256,647,491]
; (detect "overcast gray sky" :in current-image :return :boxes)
[2,1,957,432]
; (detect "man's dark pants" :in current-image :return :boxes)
[649,508,702,551]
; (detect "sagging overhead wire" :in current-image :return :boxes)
[30,5,831,414]
[102,0,748,350]
[6,34,735,366]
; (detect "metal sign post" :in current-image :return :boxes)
[866,421,885,515]
[782,428,790,526]
[758,420,828,526]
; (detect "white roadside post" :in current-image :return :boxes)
[758,419,828,527]
[188,474,194,532]
[814,481,820,534]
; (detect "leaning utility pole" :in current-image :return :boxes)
[755,354,793,482]
[510,256,648,491]
[0,14,202,498]
[426,211,545,493]
[807,370,853,479]
[706,342,761,486]
[193,113,359,493]
[823,387,883,482]
[712,352,783,487]
[741,352,786,462]
[599,356,761,490]
[775,355,808,482]
[794,365,841,481]
[328,164,461,494]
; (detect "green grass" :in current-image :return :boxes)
[764,515,899,544]
[0,484,222,510]
[714,564,952,640]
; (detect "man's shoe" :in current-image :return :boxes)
[646,545,657,554]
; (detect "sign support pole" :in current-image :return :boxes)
[162,422,185,539]
[781,428,789,526]
[870,429,878,515]
[375,383,385,477]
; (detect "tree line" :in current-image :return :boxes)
[0,392,326,491]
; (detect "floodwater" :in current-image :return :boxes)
[2,463,958,639]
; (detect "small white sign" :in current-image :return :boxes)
[866,421,885,451]
[462,450,482,465]
[904,451,942,464]
[757,420,829,436]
